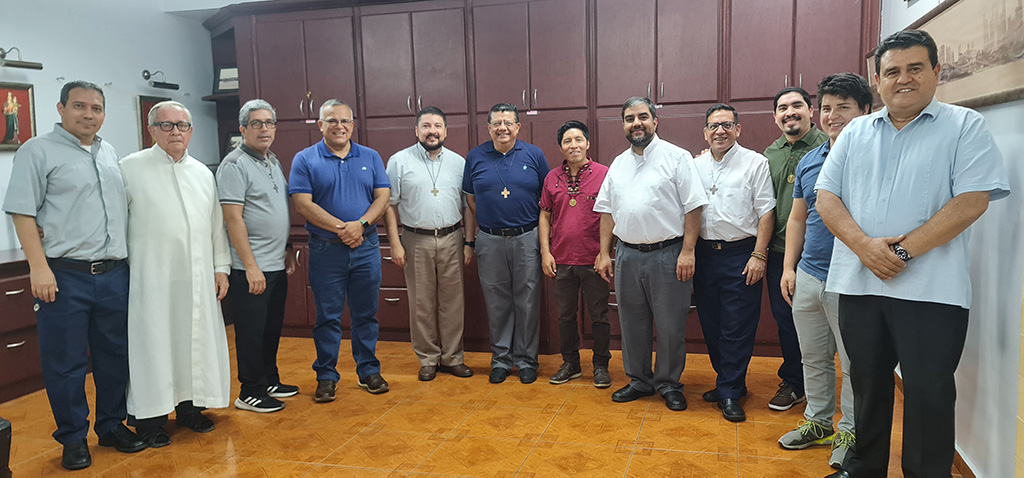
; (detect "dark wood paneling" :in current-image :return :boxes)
[595,0,656,107]
[523,108,588,170]
[0,327,41,391]
[729,0,794,100]
[527,0,588,109]
[730,99,780,153]
[794,0,866,95]
[473,3,531,111]
[254,18,308,120]
[361,13,416,116]
[305,16,359,111]
[412,8,470,114]
[652,103,717,155]
[657,0,720,104]
[0,275,32,334]
[283,244,309,327]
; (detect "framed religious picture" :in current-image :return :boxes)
[214,66,239,94]
[0,82,36,151]
[137,95,170,149]
[225,132,243,156]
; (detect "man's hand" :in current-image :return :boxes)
[780,268,797,306]
[742,256,766,286]
[246,267,266,295]
[391,242,407,268]
[595,252,613,283]
[215,272,229,300]
[676,249,695,281]
[852,235,907,280]
[30,265,58,303]
[463,245,474,265]
[338,222,364,248]
[285,249,297,275]
[541,252,557,278]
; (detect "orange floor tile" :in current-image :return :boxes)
[2,326,949,477]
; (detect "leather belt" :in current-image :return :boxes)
[48,258,126,275]
[479,222,538,237]
[405,224,460,237]
[699,236,756,251]
[621,235,685,253]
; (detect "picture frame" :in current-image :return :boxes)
[225,132,243,156]
[214,66,239,94]
[910,0,1024,108]
[137,95,170,149]
[0,82,36,151]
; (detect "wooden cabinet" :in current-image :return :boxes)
[272,121,323,226]
[0,250,43,403]
[793,0,867,96]
[367,115,471,166]
[283,243,309,328]
[254,11,357,121]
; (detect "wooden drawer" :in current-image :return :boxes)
[0,327,41,386]
[378,246,407,288]
[0,275,34,334]
[378,288,409,332]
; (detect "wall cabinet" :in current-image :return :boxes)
[0,250,43,402]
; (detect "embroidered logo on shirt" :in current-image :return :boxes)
[522,165,528,170]
[362,166,367,170]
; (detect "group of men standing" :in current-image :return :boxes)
[4,28,1010,478]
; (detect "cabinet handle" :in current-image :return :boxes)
[295,249,300,263]
[660,82,665,99]
[407,96,412,112]
[6,341,26,349]
[309,98,315,116]
[784,74,789,87]
[690,305,697,310]
[533,89,537,106]
[5,288,24,296]
[299,99,305,116]
[522,89,527,108]
[608,302,618,308]
[417,95,422,111]
[382,256,392,260]
[799,74,803,88]
[384,297,400,303]
[647,82,651,98]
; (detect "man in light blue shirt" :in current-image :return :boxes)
[816,30,1010,478]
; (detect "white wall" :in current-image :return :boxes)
[880,2,1024,476]
[0,0,222,251]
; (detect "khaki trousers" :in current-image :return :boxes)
[401,229,466,367]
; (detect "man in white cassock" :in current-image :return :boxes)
[119,101,232,449]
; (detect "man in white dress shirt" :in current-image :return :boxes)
[383,107,475,381]
[594,97,707,412]
[120,101,232,448]
[691,103,775,423]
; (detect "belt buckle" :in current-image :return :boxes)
[434,229,442,237]
[711,243,723,250]
[638,244,653,253]
[90,261,103,275]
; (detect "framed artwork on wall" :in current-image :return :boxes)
[225,132,242,156]
[137,95,170,149]
[911,0,1024,108]
[0,82,36,151]
[214,66,239,94]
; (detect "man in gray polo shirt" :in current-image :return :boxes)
[216,99,298,413]
[3,81,145,470]
[383,106,475,382]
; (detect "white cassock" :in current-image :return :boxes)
[119,145,231,419]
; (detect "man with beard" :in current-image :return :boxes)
[595,97,707,411]
[383,107,475,381]
[762,87,828,411]
[463,103,549,384]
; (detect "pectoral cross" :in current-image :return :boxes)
[709,185,718,195]
[431,188,439,196]
[501,187,510,199]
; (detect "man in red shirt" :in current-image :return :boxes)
[539,120,611,388]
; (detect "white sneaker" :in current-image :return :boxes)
[234,395,285,413]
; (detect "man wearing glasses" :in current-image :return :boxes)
[216,99,299,413]
[463,103,549,384]
[119,101,232,447]
[691,104,775,422]
[290,100,391,401]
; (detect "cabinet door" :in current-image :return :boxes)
[255,18,308,121]
[657,0,720,104]
[729,0,794,101]
[794,0,865,95]
[596,107,627,167]
[473,3,531,112]
[362,13,416,117]
[283,244,309,328]
[304,16,359,111]
[731,99,780,153]
[595,0,656,107]
[528,0,588,109]
[651,103,717,156]
[523,109,589,170]
[412,8,469,115]
[0,275,32,333]
[272,121,320,226]
[366,117,418,167]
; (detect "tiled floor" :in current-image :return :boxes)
[3,327,947,477]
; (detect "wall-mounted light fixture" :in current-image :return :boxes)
[0,47,43,70]
[141,69,179,90]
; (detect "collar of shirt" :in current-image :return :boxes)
[772,126,826,150]
[630,134,661,162]
[558,158,592,179]
[154,143,189,163]
[317,139,361,160]
[485,139,522,157]
[52,123,103,150]
[873,96,941,129]
[240,143,278,166]
[415,142,445,162]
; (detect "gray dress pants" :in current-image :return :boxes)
[476,228,541,371]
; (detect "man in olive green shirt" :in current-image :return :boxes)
[762,87,828,412]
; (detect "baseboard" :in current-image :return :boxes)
[894,373,976,478]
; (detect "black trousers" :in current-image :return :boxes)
[553,264,611,368]
[839,294,968,478]
[128,401,204,428]
[228,269,288,397]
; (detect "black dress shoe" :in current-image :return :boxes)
[611,384,656,403]
[418,365,437,381]
[176,410,215,433]
[718,398,746,422]
[824,470,851,478]
[98,424,146,453]
[61,438,91,470]
[702,387,748,403]
[662,391,687,411]
[137,426,172,448]
[489,368,509,383]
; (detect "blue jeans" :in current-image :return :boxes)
[307,234,382,382]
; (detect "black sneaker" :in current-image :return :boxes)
[519,368,538,384]
[267,383,299,398]
[592,367,611,388]
[235,395,285,413]
[358,373,390,394]
[489,368,509,383]
[549,363,582,384]
[769,381,806,411]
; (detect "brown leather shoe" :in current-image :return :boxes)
[418,365,437,381]
[439,363,473,377]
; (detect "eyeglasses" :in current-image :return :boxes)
[705,121,737,131]
[322,118,354,127]
[488,120,516,128]
[151,121,193,132]
[247,119,277,129]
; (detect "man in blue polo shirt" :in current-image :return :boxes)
[290,99,391,401]
[463,103,549,384]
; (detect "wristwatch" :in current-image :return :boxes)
[892,243,912,263]
[464,240,475,248]
[359,219,370,230]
